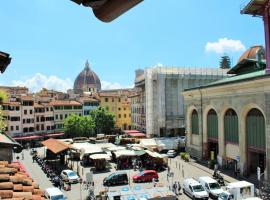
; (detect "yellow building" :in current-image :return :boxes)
[99,89,132,130]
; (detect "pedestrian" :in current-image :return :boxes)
[32,155,35,163]
[173,182,177,194]
[152,178,156,187]
[177,182,181,195]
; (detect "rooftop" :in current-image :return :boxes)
[241,0,268,16]
[49,100,82,106]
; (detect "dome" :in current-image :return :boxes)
[73,60,101,94]
[238,45,265,63]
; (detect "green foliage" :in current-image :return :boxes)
[0,90,8,104]
[180,152,190,162]
[220,55,231,69]
[0,108,7,133]
[64,114,95,138]
[90,107,115,134]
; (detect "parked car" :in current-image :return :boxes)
[167,150,178,158]
[198,176,223,199]
[132,170,159,183]
[44,187,66,200]
[183,178,209,200]
[103,172,128,186]
[60,170,80,183]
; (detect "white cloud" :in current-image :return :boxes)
[205,38,246,54]
[12,73,73,93]
[101,81,133,90]
[11,73,134,92]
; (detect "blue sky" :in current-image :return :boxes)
[0,0,264,92]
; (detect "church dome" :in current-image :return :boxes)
[73,60,101,94]
[238,46,265,63]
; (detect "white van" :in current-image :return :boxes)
[198,176,223,199]
[183,178,209,200]
[218,181,262,200]
[45,187,66,200]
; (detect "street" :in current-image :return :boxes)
[16,148,239,200]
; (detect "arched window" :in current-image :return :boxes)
[191,110,199,135]
[224,109,239,143]
[207,109,218,139]
[246,108,265,149]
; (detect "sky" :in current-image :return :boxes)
[0,0,264,92]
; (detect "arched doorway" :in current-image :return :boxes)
[207,109,218,160]
[191,110,199,135]
[246,108,266,174]
[224,109,239,170]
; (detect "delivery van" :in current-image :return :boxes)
[45,187,66,200]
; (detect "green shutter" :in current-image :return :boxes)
[246,109,265,149]
[224,109,239,143]
[207,109,218,139]
[191,110,199,135]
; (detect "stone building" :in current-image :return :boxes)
[183,46,270,179]
[133,67,228,137]
[131,69,146,131]
[73,60,101,94]
[99,89,132,130]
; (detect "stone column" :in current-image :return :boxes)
[265,93,270,180]
[239,111,247,176]
[218,113,225,164]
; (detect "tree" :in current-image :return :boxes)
[0,90,8,104]
[0,90,7,133]
[0,109,7,133]
[220,55,231,69]
[64,114,95,138]
[90,107,115,134]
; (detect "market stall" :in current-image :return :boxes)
[142,150,167,171]
[89,153,111,171]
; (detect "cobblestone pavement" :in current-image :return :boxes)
[17,148,239,200]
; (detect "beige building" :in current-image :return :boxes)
[34,103,46,135]
[49,100,83,131]
[0,86,28,99]
[183,46,269,180]
[99,89,132,130]
[42,103,55,133]
[21,96,35,135]
[2,102,22,137]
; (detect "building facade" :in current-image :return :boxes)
[133,67,228,137]
[183,46,270,180]
[49,100,83,132]
[131,70,146,131]
[99,89,132,130]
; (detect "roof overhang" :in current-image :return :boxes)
[241,0,269,16]
[0,51,11,74]
[71,0,143,22]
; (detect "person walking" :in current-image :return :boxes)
[177,182,182,195]
[173,182,177,194]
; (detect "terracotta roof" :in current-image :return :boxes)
[0,160,45,199]
[34,103,44,108]
[79,97,99,102]
[21,96,34,101]
[41,138,69,154]
[238,46,264,63]
[2,102,21,106]
[49,100,81,106]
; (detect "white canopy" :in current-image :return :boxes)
[89,153,111,160]
[114,150,136,158]
[144,150,164,158]
[140,139,157,149]
[107,146,126,152]
[95,143,116,150]
[70,143,104,159]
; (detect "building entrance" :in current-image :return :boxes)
[247,150,266,174]
[208,140,218,160]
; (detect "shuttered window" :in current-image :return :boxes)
[207,109,218,139]
[224,109,239,143]
[246,108,265,149]
[191,110,199,135]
